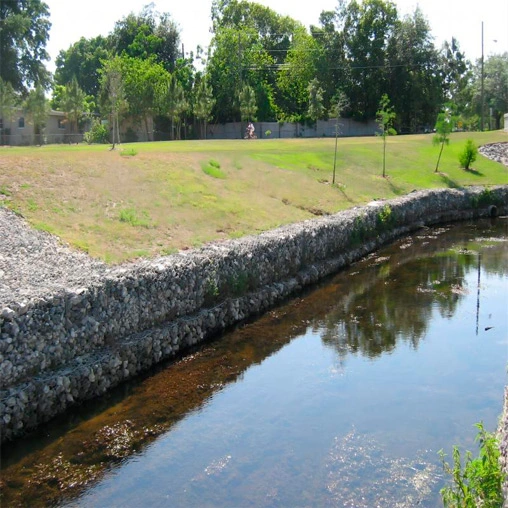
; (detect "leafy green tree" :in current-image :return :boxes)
[0,0,51,93]
[23,84,50,144]
[239,84,257,122]
[110,5,180,72]
[440,38,471,111]
[483,53,508,130]
[118,56,170,141]
[159,74,188,140]
[277,28,320,121]
[194,78,215,139]
[376,93,397,177]
[211,0,300,66]
[387,7,441,132]
[207,27,248,123]
[337,0,398,120]
[209,0,302,122]
[433,105,457,172]
[61,77,87,136]
[307,78,325,123]
[54,36,111,101]
[310,13,348,117]
[100,57,127,148]
[0,78,19,125]
[459,139,478,170]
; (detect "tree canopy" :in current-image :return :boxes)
[0,0,51,93]
[4,0,506,139]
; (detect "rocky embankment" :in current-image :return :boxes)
[1,177,507,444]
[479,141,508,167]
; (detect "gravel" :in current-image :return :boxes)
[478,141,508,166]
[0,208,108,308]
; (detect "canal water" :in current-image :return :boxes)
[1,218,507,507]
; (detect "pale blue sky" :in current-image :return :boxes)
[44,0,507,73]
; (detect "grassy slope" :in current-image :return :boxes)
[0,131,506,263]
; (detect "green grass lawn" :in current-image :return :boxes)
[0,131,506,263]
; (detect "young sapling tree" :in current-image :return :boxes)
[376,94,397,178]
[459,139,478,170]
[433,105,457,172]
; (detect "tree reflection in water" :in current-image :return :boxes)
[317,220,507,362]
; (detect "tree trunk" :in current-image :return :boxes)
[144,116,150,142]
[382,136,387,178]
[435,141,445,172]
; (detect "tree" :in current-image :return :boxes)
[307,78,325,123]
[439,38,471,111]
[387,7,442,132]
[239,84,257,122]
[0,78,19,123]
[310,14,348,118]
[459,139,477,170]
[100,58,127,149]
[110,5,180,72]
[61,77,87,137]
[209,0,303,123]
[0,0,51,93]
[54,36,111,101]
[483,53,508,130]
[120,56,170,141]
[23,84,50,145]
[336,0,398,120]
[194,78,215,139]
[159,74,187,140]
[376,93,397,177]
[433,105,456,172]
[277,28,321,121]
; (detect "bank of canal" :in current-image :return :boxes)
[2,186,507,443]
[1,217,507,507]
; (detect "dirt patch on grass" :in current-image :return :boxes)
[0,146,340,262]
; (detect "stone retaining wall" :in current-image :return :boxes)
[1,185,507,442]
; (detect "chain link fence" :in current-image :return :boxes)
[0,133,85,146]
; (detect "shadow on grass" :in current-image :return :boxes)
[332,182,354,203]
[438,173,462,189]
[387,178,405,196]
[464,168,484,176]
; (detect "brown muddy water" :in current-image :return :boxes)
[1,218,507,507]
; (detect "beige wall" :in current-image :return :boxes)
[0,109,72,145]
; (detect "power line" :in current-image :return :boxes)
[244,62,440,71]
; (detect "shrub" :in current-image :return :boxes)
[439,422,505,507]
[202,159,226,179]
[83,119,109,144]
[119,148,138,157]
[459,139,478,170]
[118,208,151,227]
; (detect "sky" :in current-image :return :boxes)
[43,0,507,74]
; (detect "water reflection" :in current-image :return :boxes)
[1,219,507,507]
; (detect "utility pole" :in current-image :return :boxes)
[333,112,339,185]
[481,21,485,131]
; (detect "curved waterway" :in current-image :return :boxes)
[1,218,508,507]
